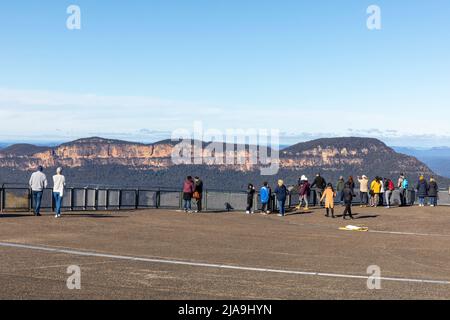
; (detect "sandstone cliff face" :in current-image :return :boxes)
[0,137,436,178]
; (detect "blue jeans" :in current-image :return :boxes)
[32,191,43,214]
[183,199,192,211]
[53,192,63,215]
[278,199,286,215]
[429,197,437,206]
[418,197,425,206]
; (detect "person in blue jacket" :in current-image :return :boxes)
[260,182,270,214]
[274,179,289,217]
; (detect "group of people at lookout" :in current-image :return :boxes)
[182,173,440,220]
[25,166,441,219]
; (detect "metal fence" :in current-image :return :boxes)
[0,184,449,213]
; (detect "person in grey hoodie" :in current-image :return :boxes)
[29,166,48,216]
[427,177,439,207]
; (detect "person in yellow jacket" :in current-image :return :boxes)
[320,183,336,218]
[370,177,382,207]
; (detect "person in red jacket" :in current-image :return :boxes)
[183,176,195,213]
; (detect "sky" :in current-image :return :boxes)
[0,0,449,147]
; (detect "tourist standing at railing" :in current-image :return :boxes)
[336,177,345,206]
[357,175,369,207]
[370,177,382,207]
[384,178,395,209]
[52,167,66,218]
[260,182,270,215]
[311,173,326,207]
[193,176,203,213]
[274,180,288,217]
[416,176,428,207]
[398,173,407,206]
[246,184,255,214]
[428,177,439,207]
[182,176,195,213]
[29,166,48,216]
[320,183,336,218]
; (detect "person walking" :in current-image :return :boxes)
[182,176,195,213]
[370,177,382,207]
[336,176,345,206]
[311,173,326,207]
[384,178,395,208]
[274,180,288,217]
[347,176,356,191]
[29,166,48,216]
[342,183,355,220]
[246,183,256,214]
[260,182,270,215]
[357,175,369,207]
[298,175,310,210]
[193,176,203,213]
[428,177,439,207]
[320,183,336,218]
[52,167,65,218]
[416,175,428,207]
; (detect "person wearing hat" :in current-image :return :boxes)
[416,175,428,207]
[311,173,327,207]
[274,179,288,217]
[29,165,48,216]
[357,175,369,207]
[298,175,310,210]
[428,177,439,207]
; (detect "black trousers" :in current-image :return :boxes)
[343,203,353,218]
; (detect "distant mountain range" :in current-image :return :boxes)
[393,147,450,179]
[0,137,448,190]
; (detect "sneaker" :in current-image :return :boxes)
[277,214,283,217]
[55,214,58,218]
[266,211,271,214]
[245,211,250,214]
[251,211,255,214]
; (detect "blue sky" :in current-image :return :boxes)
[0,1,449,147]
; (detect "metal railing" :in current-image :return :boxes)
[0,183,449,213]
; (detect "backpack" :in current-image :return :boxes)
[402,179,409,189]
[388,180,395,191]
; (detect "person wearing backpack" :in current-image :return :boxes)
[398,174,407,206]
[385,178,395,208]
[401,177,410,206]
[342,183,355,220]
[298,175,311,210]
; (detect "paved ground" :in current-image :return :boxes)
[1,204,450,300]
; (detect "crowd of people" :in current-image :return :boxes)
[25,166,442,218]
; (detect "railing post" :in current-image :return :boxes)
[118,189,122,210]
[204,190,208,211]
[0,186,3,213]
[156,190,161,209]
[83,188,88,211]
[70,188,74,211]
[135,189,139,210]
[106,189,110,210]
[94,188,99,211]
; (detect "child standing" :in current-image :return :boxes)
[246,184,256,214]
[320,183,336,218]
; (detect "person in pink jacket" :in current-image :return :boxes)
[182,176,195,213]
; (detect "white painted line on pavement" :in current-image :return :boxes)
[1,241,449,285]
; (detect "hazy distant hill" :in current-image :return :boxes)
[0,137,447,190]
[393,146,450,178]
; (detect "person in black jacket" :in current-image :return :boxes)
[416,176,428,207]
[193,177,203,212]
[274,180,288,217]
[428,177,439,207]
[246,184,256,214]
[342,183,355,220]
[311,173,327,207]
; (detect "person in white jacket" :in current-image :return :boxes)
[29,166,48,216]
[53,167,66,218]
